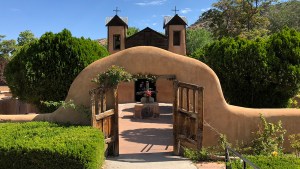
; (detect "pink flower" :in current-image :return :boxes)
[145,90,152,97]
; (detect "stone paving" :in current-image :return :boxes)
[104,103,224,169]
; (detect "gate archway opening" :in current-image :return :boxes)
[90,75,204,157]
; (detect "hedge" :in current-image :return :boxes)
[202,27,300,108]
[0,122,105,169]
[230,155,300,169]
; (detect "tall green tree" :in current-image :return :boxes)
[196,0,277,38]
[5,29,109,113]
[0,35,16,59]
[17,30,36,46]
[267,0,300,33]
[186,28,214,56]
[127,27,140,37]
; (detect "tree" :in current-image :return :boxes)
[127,27,140,37]
[5,29,109,113]
[194,0,277,38]
[17,30,36,46]
[186,28,214,56]
[202,27,300,108]
[267,0,300,33]
[0,57,8,85]
[0,35,16,59]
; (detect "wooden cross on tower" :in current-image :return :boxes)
[172,6,179,15]
[113,7,121,15]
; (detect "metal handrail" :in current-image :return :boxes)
[225,146,260,169]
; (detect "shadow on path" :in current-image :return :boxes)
[105,152,197,169]
[120,128,172,146]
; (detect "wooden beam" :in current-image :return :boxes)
[91,93,96,127]
[197,87,204,150]
[193,89,196,113]
[178,137,197,150]
[179,87,183,109]
[95,109,114,120]
[186,88,190,112]
[113,88,119,156]
[173,80,180,155]
[178,82,200,90]
[105,136,115,144]
[178,109,197,119]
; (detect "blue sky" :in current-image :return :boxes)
[1,0,217,41]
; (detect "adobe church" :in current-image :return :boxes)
[105,11,188,103]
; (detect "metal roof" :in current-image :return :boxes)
[105,16,128,25]
[163,15,188,27]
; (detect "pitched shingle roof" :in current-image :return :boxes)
[163,14,188,28]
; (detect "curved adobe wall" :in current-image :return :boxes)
[1,46,299,148]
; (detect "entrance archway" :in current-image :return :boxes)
[90,77,204,156]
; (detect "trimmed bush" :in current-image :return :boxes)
[202,27,300,108]
[0,122,105,169]
[230,155,300,169]
[4,29,109,113]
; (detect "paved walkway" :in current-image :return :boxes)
[104,103,224,169]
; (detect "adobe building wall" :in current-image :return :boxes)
[1,46,299,150]
[0,98,38,115]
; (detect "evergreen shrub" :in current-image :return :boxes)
[4,29,109,113]
[0,122,105,169]
[202,27,300,108]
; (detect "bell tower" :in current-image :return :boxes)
[164,7,187,55]
[106,8,128,54]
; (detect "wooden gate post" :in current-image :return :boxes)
[197,87,204,150]
[173,80,180,155]
[90,90,96,127]
[113,87,119,156]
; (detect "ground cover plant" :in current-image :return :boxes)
[184,114,300,169]
[0,122,105,169]
[230,155,300,169]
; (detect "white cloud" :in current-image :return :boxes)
[201,7,211,12]
[181,8,192,14]
[152,23,157,26]
[135,0,167,6]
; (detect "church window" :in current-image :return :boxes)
[113,34,121,50]
[173,31,180,46]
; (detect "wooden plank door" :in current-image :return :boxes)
[173,81,204,155]
[90,87,119,156]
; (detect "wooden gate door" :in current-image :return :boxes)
[90,87,119,156]
[173,81,204,155]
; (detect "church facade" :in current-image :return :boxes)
[105,14,188,103]
[106,14,187,55]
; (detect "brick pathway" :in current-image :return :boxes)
[104,103,224,169]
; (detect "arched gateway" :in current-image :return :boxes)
[1,46,300,155]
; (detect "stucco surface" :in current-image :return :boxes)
[1,46,299,149]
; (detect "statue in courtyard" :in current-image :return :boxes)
[136,81,156,103]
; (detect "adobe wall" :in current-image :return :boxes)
[0,98,38,115]
[0,46,299,150]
